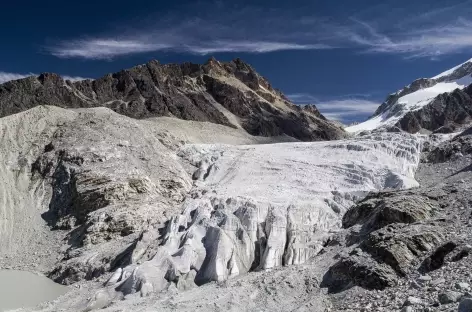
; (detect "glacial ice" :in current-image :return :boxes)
[109,132,423,296]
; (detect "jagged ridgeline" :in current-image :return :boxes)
[0,58,345,141]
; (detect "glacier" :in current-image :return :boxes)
[105,132,422,297]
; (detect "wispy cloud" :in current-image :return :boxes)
[183,41,330,55]
[0,71,90,84]
[286,93,320,103]
[49,39,330,60]
[50,39,173,59]
[316,98,380,124]
[46,6,335,60]
[0,72,33,84]
[289,92,380,123]
[344,18,472,58]
[315,99,380,114]
[62,75,91,82]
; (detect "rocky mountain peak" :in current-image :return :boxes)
[0,59,345,141]
[37,72,64,85]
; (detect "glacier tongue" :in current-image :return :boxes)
[110,132,422,296]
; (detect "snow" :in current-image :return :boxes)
[345,114,385,132]
[258,84,270,92]
[346,75,472,133]
[431,58,472,79]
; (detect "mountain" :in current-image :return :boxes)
[347,58,472,133]
[0,58,345,141]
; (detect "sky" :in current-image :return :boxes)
[2,0,472,123]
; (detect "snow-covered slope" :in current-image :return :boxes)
[346,59,472,133]
[431,58,472,79]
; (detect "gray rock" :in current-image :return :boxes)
[457,282,471,291]
[418,275,432,284]
[321,252,398,291]
[342,191,437,232]
[431,278,446,286]
[426,128,472,163]
[360,223,444,276]
[438,291,463,304]
[403,296,423,306]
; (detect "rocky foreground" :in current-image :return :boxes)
[5,107,468,312]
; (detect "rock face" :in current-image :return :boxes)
[396,86,472,133]
[0,106,194,283]
[0,58,345,141]
[425,126,472,163]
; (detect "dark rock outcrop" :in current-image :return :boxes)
[342,191,437,233]
[0,58,345,141]
[324,186,449,291]
[426,126,472,163]
[395,87,472,133]
[321,249,398,292]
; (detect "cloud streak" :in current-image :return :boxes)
[288,92,380,124]
[50,39,173,59]
[315,99,380,114]
[286,93,320,103]
[0,71,90,84]
[49,39,331,60]
[345,18,472,58]
[315,99,380,124]
[0,72,33,84]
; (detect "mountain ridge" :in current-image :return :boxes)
[347,58,472,133]
[0,58,345,141]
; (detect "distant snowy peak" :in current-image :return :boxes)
[431,58,472,80]
[346,58,472,133]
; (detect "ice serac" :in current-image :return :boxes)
[107,132,422,296]
[346,58,472,133]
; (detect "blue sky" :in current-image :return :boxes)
[2,0,472,123]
